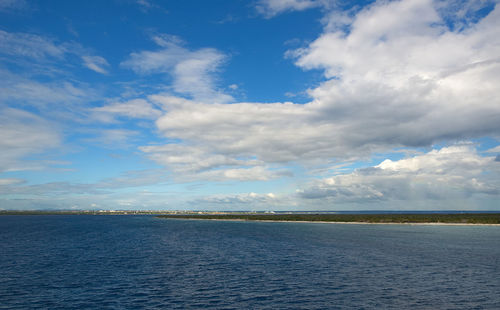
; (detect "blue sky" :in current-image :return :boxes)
[1,0,500,211]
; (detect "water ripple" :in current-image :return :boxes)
[1,216,499,309]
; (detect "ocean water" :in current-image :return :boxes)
[1,216,499,309]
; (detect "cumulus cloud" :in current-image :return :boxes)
[142,94,350,179]
[298,145,500,203]
[0,108,61,172]
[128,1,500,191]
[3,0,500,210]
[149,96,323,162]
[290,0,500,146]
[137,1,498,172]
[122,34,233,104]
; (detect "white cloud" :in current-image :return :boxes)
[122,34,233,104]
[83,129,140,148]
[0,31,106,116]
[0,0,27,11]
[0,69,91,109]
[3,0,500,211]
[0,169,168,197]
[82,55,110,74]
[92,98,162,122]
[0,178,25,186]
[147,95,340,163]
[0,30,65,60]
[192,192,284,210]
[485,145,500,153]
[292,0,500,147]
[136,0,154,11]
[434,0,497,31]
[255,0,323,17]
[139,143,288,181]
[140,144,246,172]
[0,30,110,75]
[298,145,500,203]
[198,192,276,204]
[0,108,61,172]
[196,166,287,182]
[137,2,500,180]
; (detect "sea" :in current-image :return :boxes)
[1,215,499,309]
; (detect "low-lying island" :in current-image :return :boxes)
[157,213,500,225]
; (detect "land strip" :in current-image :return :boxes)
[157,213,500,225]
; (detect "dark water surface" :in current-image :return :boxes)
[1,215,499,309]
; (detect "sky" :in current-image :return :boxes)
[1,0,499,211]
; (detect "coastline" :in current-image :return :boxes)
[161,217,500,226]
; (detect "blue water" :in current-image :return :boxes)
[1,216,499,309]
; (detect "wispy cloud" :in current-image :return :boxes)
[82,129,140,149]
[0,30,65,60]
[0,69,91,110]
[0,108,61,172]
[92,98,162,122]
[255,0,324,17]
[0,0,27,11]
[0,30,110,75]
[82,55,110,74]
[195,192,278,206]
[122,34,233,104]
[135,0,165,13]
[0,178,25,186]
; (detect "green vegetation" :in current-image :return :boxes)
[157,213,500,224]
[2,210,499,224]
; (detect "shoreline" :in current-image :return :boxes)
[161,217,500,226]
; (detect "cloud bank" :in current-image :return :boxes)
[135,0,500,183]
[299,145,500,203]
[2,0,499,210]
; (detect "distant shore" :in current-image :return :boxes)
[162,218,500,226]
[157,213,500,225]
[2,211,500,225]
